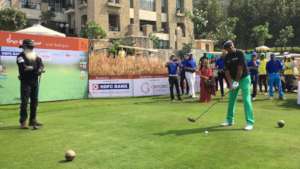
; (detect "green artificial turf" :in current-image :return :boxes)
[0,94,299,169]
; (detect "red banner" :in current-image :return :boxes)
[0,31,88,51]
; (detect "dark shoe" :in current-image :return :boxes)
[20,122,29,129]
[29,121,43,127]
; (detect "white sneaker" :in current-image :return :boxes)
[244,125,254,131]
[220,121,234,127]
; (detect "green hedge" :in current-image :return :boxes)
[270,47,300,53]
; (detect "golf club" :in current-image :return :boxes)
[187,90,230,123]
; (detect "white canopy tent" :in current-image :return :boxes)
[16,24,66,37]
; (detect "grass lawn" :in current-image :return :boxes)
[0,93,299,169]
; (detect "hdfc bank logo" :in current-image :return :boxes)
[92,84,99,90]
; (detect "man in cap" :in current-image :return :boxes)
[221,40,254,131]
[17,39,44,129]
[266,53,285,100]
[183,53,197,98]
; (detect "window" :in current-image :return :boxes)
[21,0,40,10]
[158,40,169,49]
[177,23,185,37]
[161,0,167,13]
[81,15,87,27]
[140,20,156,32]
[176,0,184,13]
[161,22,168,33]
[108,0,120,3]
[109,14,120,31]
[130,18,134,24]
[129,0,133,8]
[139,0,155,11]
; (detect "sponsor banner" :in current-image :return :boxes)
[0,31,88,104]
[133,78,169,96]
[89,79,133,98]
[298,81,300,105]
[89,76,201,98]
[0,31,88,51]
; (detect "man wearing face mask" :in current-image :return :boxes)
[17,39,44,129]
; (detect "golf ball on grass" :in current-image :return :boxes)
[65,150,76,161]
[204,130,208,134]
[277,120,285,128]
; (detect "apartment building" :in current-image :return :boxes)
[0,0,71,33]
[65,0,194,49]
[0,0,194,50]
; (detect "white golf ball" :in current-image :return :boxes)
[204,130,208,134]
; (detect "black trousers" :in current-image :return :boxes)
[169,76,181,100]
[217,71,228,97]
[19,80,39,124]
[258,74,267,93]
[251,74,258,98]
[180,73,189,95]
[285,75,295,92]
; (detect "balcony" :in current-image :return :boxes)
[78,0,87,9]
[21,1,41,10]
[107,0,121,8]
[176,8,185,17]
[64,4,75,14]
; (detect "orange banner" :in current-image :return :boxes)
[0,31,88,51]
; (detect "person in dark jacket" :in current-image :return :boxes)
[166,55,182,101]
[179,55,189,95]
[17,39,44,129]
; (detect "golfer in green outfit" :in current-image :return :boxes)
[221,40,254,131]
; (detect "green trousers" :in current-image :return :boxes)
[226,75,254,125]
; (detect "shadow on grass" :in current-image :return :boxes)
[0,125,20,131]
[58,160,72,164]
[275,98,299,109]
[154,125,244,136]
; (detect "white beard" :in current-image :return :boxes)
[24,50,37,61]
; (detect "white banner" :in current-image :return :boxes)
[133,78,169,96]
[298,81,300,105]
[89,76,201,98]
[89,79,133,98]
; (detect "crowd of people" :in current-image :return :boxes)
[166,48,299,103]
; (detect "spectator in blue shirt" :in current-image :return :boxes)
[247,52,260,100]
[266,54,285,100]
[166,55,182,101]
[179,55,189,95]
[184,53,197,98]
[215,51,228,98]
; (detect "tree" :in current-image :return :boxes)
[177,43,192,58]
[214,17,239,47]
[0,8,27,31]
[186,9,208,39]
[206,0,224,33]
[149,33,160,49]
[40,10,56,25]
[80,21,107,39]
[251,23,273,46]
[108,39,121,57]
[275,26,295,49]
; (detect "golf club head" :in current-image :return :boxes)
[187,117,196,123]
